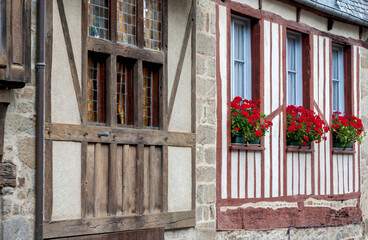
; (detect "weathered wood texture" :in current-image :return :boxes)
[45,123,195,147]
[0,0,31,87]
[83,144,163,218]
[0,162,16,188]
[44,211,195,239]
[0,90,11,156]
[56,228,164,240]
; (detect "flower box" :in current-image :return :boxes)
[332,111,365,149]
[286,105,328,148]
[231,97,272,145]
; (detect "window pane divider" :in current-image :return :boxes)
[108,55,117,126]
[135,60,144,128]
[137,0,144,48]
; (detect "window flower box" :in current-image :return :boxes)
[231,97,272,146]
[286,105,328,148]
[332,111,366,149]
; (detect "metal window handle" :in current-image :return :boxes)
[98,132,110,137]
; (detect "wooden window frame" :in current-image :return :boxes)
[83,0,166,129]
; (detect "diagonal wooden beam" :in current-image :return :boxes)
[167,5,194,126]
[57,0,83,121]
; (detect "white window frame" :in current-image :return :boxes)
[231,16,252,100]
[286,31,303,106]
[332,44,345,113]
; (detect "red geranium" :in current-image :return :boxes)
[286,105,328,147]
[332,111,366,147]
[231,97,272,143]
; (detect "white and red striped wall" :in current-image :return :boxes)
[215,2,362,230]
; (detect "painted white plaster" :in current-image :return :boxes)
[306,152,312,195]
[231,150,238,198]
[300,10,327,33]
[248,151,255,198]
[263,0,296,21]
[330,21,359,40]
[304,198,358,211]
[299,152,306,195]
[264,20,271,115]
[51,0,81,124]
[219,5,228,199]
[255,151,262,198]
[168,147,192,212]
[271,23,279,112]
[239,151,246,198]
[231,0,258,9]
[168,0,192,133]
[271,115,279,197]
[52,141,81,220]
[220,201,298,211]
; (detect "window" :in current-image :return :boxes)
[88,53,107,123]
[286,31,303,106]
[231,16,252,100]
[332,44,344,112]
[86,0,164,127]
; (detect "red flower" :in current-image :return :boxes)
[233,111,238,116]
[255,130,262,138]
[234,127,240,131]
[288,126,296,133]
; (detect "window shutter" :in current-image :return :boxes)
[0,0,31,88]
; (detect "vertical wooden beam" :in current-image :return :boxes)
[327,19,334,31]
[137,0,144,48]
[44,140,53,222]
[110,0,117,43]
[45,0,53,123]
[162,0,168,131]
[0,90,11,156]
[135,60,143,128]
[80,141,87,218]
[259,0,263,10]
[82,0,88,125]
[107,55,117,126]
[136,144,144,214]
[296,7,301,22]
[108,143,118,215]
[162,145,168,212]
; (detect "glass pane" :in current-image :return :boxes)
[144,0,162,50]
[288,72,296,105]
[88,0,109,39]
[117,0,137,45]
[332,49,338,80]
[88,55,106,123]
[234,22,244,61]
[287,37,295,71]
[333,80,339,111]
[116,62,127,125]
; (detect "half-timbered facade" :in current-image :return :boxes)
[2,0,368,239]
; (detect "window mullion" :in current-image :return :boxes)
[107,55,117,126]
[135,60,144,128]
[110,0,117,42]
[137,0,144,48]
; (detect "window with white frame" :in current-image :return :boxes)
[332,44,345,112]
[231,16,251,100]
[286,31,303,106]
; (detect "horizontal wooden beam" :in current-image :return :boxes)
[87,37,164,64]
[43,211,195,239]
[45,123,196,147]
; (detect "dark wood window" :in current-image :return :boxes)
[85,0,164,128]
[88,53,107,123]
[143,64,159,127]
[116,60,134,125]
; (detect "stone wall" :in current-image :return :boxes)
[0,0,37,239]
[360,47,368,237]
